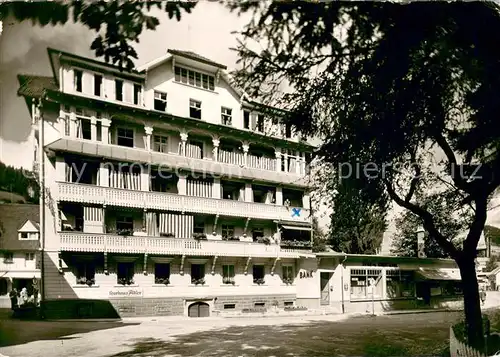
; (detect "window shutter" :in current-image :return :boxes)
[251,113,257,131]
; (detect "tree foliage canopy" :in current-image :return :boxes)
[328,178,386,254]
[229,1,500,348]
[0,1,196,70]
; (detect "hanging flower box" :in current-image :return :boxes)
[192,278,205,285]
[117,229,134,236]
[76,277,95,286]
[281,240,312,248]
[155,277,170,285]
[257,237,271,245]
[222,236,240,241]
[160,232,175,238]
[282,277,294,285]
[117,277,135,286]
[253,278,265,285]
[223,277,235,285]
[193,233,207,240]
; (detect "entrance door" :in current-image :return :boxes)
[188,302,210,317]
[320,272,331,305]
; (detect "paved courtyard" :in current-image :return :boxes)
[0,310,461,357]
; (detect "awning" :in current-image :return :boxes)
[0,271,41,279]
[416,268,461,281]
[281,225,312,231]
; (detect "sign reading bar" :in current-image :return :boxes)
[109,289,143,297]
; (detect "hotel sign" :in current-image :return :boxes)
[109,289,143,297]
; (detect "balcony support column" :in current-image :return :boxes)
[180,255,186,276]
[143,253,148,275]
[102,204,107,233]
[275,149,282,172]
[140,165,150,191]
[90,116,97,141]
[242,142,249,166]
[244,257,252,275]
[271,257,280,276]
[55,156,66,182]
[177,173,187,195]
[302,192,311,210]
[213,178,221,199]
[244,183,253,203]
[104,252,108,275]
[180,131,188,156]
[69,112,77,138]
[243,217,251,237]
[213,214,219,235]
[295,151,301,175]
[99,163,110,187]
[211,256,218,275]
[212,137,219,162]
[275,186,283,206]
[101,118,112,144]
[144,126,153,151]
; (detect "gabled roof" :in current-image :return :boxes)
[18,220,40,233]
[0,204,39,251]
[167,49,227,70]
[17,75,58,98]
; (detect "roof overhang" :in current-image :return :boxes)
[137,53,173,73]
[281,225,312,231]
[416,268,462,281]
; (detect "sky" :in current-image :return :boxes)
[1,2,499,251]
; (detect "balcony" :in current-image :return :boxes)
[59,232,303,258]
[57,182,312,223]
[46,138,309,187]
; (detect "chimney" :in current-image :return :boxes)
[417,226,426,258]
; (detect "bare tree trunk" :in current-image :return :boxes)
[458,256,484,350]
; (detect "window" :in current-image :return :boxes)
[386,270,415,298]
[224,304,236,309]
[94,74,102,96]
[74,70,83,92]
[116,215,133,232]
[77,118,92,140]
[19,232,38,240]
[117,127,134,147]
[191,264,205,283]
[222,265,235,285]
[243,111,250,129]
[174,66,215,91]
[115,79,123,101]
[350,269,383,300]
[154,263,170,284]
[285,124,292,138]
[189,99,202,119]
[256,114,264,132]
[153,135,169,153]
[76,262,96,285]
[3,253,13,264]
[252,228,264,240]
[25,253,35,261]
[117,262,134,285]
[253,265,265,283]
[64,114,70,136]
[154,91,167,111]
[282,265,294,284]
[133,84,142,105]
[254,302,265,307]
[221,107,232,126]
[193,222,205,234]
[96,121,102,142]
[221,225,234,239]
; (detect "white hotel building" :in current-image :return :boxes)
[17,48,465,319]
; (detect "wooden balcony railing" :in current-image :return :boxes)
[59,232,302,258]
[57,182,312,223]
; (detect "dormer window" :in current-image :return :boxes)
[174,66,215,91]
[18,220,40,240]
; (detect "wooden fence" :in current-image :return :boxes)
[450,327,486,357]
